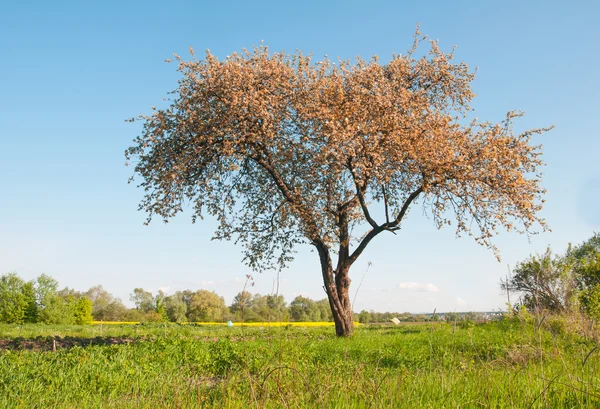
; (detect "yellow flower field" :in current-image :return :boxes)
[91,321,360,327]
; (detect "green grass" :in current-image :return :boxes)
[1,319,599,408]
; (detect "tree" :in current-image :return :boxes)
[249,293,288,321]
[164,292,188,322]
[37,292,76,324]
[265,294,288,321]
[35,274,59,310]
[502,248,577,312]
[358,310,372,323]
[127,34,550,336]
[85,285,128,321]
[314,299,333,322]
[21,281,38,323]
[155,290,168,321]
[73,297,93,324]
[130,288,155,313]
[290,295,316,321]
[230,291,255,321]
[0,273,32,324]
[187,290,228,322]
[567,233,600,315]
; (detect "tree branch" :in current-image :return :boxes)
[348,186,424,264]
[347,157,379,229]
[382,184,390,224]
[252,155,297,204]
[387,186,424,229]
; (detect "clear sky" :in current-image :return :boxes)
[1,0,598,313]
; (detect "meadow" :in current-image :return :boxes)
[1,316,599,408]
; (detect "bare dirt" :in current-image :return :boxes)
[0,336,145,351]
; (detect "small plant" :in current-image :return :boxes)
[208,339,240,376]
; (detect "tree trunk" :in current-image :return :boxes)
[314,240,354,336]
[328,269,354,336]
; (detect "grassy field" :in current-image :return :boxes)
[1,317,599,408]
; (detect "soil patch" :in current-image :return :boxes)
[0,336,146,351]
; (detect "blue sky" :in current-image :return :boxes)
[1,0,598,313]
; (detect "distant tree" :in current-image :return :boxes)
[73,297,93,324]
[21,281,38,323]
[164,292,188,322]
[37,292,76,325]
[266,294,288,320]
[502,248,577,312]
[139,311,164,323]
[85,285,128,321]
[248,294,288,321]
[445,312,460,323]
[37,286,94,325]
[358,310,371,323]
[314,299,333,322]
[290,296,319,321]
[127,33,551,336]
[34,274,59,310]
[187,290,228,322]
[0,273,31,324]
[568,233,600,316]
[230,291,255,321]
[463,311,480,321]
[33,275,75,324]
[154,290,168,321]
[130,288,155,313]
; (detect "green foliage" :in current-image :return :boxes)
[208,339,240,376]
[130,288,155,313]
[139,310,164,323]
[503,248,576,312]
[1,321,599,408]
[164,292,188,322]
[289,295,316,321]
[85,285,128,321]
[187,290,228,322]
[35,274,59,309]
[73,297,93,325]
[37,293,77,324]
[504,234,600,319]
[230,291,253,320]
[154,290,168,321]
[445,311,460,323]
[21,280,38,323]
[544,315,567,336]
[288,296,332,322]
[581,285,600,320]
[358,310,371,323]
[0,273,98,325]
[0,273,31,324]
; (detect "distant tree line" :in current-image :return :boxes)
[0,273,342,324]
[1,272,494,325]
[7,230,597,326]
[0,273,92,325]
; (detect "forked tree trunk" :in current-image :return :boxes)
[314,229,355,336]
[328,270,354,337]
[321,262,354,337]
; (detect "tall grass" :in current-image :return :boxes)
[0,317,598,408]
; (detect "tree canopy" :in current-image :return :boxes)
[126,34,550,335]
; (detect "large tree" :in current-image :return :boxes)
[126,34,550,336]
